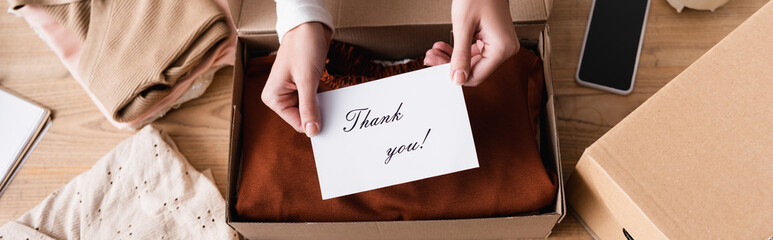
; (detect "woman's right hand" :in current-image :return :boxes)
[261,22,332,137]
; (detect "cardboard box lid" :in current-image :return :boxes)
[571,2,773,239]
[228,0,553,35]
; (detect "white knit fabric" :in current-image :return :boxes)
[275,0,334,43]
[0,126,239,240]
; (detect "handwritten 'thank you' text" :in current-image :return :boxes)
[385,128,431,165]
[343,102,404,132]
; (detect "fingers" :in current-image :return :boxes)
[262,69,303,133]
[450,17,475,85]
[465,36,520,86]
[433,41,454,56]
[465,51,503,87]
[472,39,484,56]
[296,70,322,137]
[424,42,453,66]
[447,0,520,87]
[470,40,484,67]
[471,53,482,69]
[424,40,486,70]
[424,48,451,66]
[263,22,329,137]
[262,66,323,137]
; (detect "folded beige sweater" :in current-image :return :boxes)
[8,0,231,123]
[0,126,238,239]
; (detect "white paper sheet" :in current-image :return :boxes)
[311,64,479,200]
[0,89,48,187]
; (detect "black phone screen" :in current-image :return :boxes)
[577,0,649,92]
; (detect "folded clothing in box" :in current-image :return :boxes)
[235,42,556,222]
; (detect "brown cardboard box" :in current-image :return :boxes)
[566,2,773,239]
[225,0,564,239]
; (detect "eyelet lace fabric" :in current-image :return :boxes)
[0,126,239,240]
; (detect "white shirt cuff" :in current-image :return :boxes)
[275,0,334,43]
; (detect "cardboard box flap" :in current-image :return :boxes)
[230,213,562,239]
[575,2,773,239]
[227,0,244,32]
[538,28,565,222]
[232,0,550,35]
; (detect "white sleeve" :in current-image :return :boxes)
[275,0,334,43]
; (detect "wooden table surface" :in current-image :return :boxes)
[0,0,767,238]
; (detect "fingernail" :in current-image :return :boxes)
[453,70,467,85]
[305,122,319,137]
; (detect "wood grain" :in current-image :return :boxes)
[0,0,767,238]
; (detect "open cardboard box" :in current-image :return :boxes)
[225,0,565,239]
[566,1,773,239]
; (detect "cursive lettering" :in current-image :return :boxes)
[342,102,404,132]
[384,128,431,164]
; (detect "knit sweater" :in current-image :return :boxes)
[8,0,231,124]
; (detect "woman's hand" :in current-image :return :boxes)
[434,0,519,86]
[262,22,332,137]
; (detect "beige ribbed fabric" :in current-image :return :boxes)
[0,126,239,239]
[40,1,90,41]
[9,0,230,123]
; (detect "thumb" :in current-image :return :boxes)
[297,73,322,137]
[451,21,474,85]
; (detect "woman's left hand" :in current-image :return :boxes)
[425,0,519,86]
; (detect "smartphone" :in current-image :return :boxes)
[576,0,651,95]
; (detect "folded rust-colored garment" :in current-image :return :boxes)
[8,0,232,124]
[235,42,556,222]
